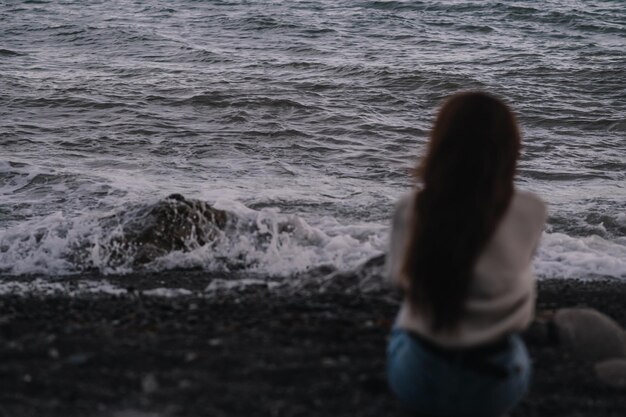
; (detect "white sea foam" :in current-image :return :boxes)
[0,198,387,277]
[0,210,135,276]
[142,287,193,297]
[1,232,624,298]
[536,232,626,280]
[146,199,387,276]
[1,196,625,282]
[0,279,196,298]
[0,279,127,296]
[205,278,281,292]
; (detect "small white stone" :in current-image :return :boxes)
[141,374,159,394]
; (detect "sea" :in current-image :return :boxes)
[1,0,625,291]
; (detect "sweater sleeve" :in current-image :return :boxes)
[386,193,413,289]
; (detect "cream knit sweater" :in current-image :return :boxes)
[387,189,547,348]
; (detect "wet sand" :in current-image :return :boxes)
[0,274,625,417]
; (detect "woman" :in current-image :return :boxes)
[386,92,547,416]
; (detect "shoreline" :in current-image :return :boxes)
[1,276,625,416]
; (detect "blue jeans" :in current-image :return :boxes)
[387,328,531,417]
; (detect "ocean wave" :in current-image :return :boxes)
[548,211,626,241]
[518,169,616,181]
[0,160,52,196]
[0,48,23,57]
[0,160,100,204]
[177,93,316,112]
[240,15,299,31]
[7,96,126,110]
[357,1,427,12]
[1,193,624,282]
[0,195,386,277]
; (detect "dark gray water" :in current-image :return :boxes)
[1,0,625,279]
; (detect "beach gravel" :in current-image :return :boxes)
[0,275,625,417]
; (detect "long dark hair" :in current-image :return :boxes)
[401,91,521,332]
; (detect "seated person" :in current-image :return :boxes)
[386,91,547,417]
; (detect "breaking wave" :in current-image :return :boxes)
[0,196,386,277]
[0,195,624,281]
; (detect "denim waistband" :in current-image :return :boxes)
[404,330,514,378]
[406,331,511,358]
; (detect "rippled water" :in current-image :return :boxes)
[1,0,625,279]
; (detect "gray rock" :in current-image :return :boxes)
[594,359,626,390]
[100,194,231,265]
[554,308,626,362]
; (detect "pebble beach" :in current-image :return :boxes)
[1,274,625,417]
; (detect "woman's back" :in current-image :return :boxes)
[388,189,546,347]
